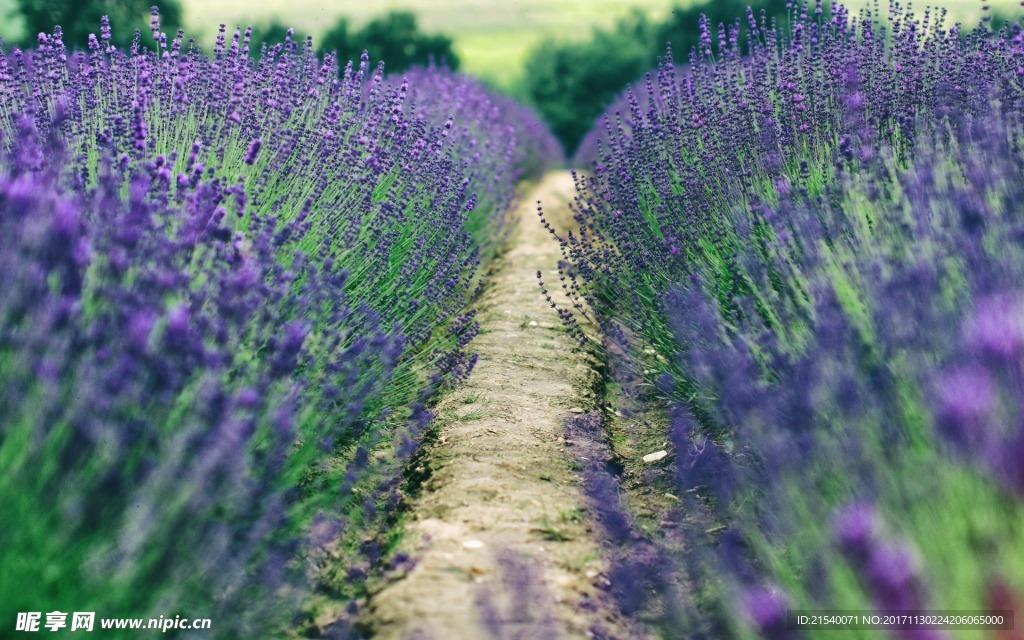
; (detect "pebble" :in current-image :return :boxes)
[462,540,485,550]
[642,450,669,463]
[569,407,585,414]
[528,320,538,327]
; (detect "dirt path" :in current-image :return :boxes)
[363,172,627,639]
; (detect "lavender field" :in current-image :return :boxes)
[1,1,1024,639]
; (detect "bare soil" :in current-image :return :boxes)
[361,172,632,639]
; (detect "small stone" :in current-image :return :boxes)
[463,540,485,550]
[528,320,538,327]
[470,565,487,575]
[569,407,585,414]
[585,569,599,579]
[642,450,669,463]
[553,575,573,589]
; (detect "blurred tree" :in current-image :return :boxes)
[321,10,459,72]
[985,8,1024,33]
[320,17,352,62]
[655,0,790,63]
[523,11,653,156]
[16,0,182,48]
[521,0,791,155]
[247,20,313,55]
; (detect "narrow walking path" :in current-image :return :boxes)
[364,172,626,639]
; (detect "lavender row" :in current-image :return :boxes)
[554,2,1024,636]
[0,12,559,638]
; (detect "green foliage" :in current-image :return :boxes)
[14,0,182,48]
[521,0,791,154]
[523,10,652,155]
[320,10,459,72]
[320,17,351,61]
[654,0,790,61]
[247,20,312,52]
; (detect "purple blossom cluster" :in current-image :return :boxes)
[553,2,1024,636]
[655,117,1024,631]
[0,10,559,637]
[388,67,564,256]
[571,64,686,169]
[0,120,393,633]
[564,413,681,625]
[560,2,1024,353]
[833,503,946,640]
[933,291,1024,497]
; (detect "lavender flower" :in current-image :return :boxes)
[835,503,949,640]
[743,586,801,640]
[0,12,559,636]
[550,4,1024,637]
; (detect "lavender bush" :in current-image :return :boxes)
[556,2,1024,636]
[390,66,564,260]
[0,11,559,637]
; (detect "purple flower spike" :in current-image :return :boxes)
[244,138,262,164]
[834,501,879,562]
[834,503,948,640]
[166,303,189,338]
[128,309,156,351]
[743,586,799,640]
[989,429,1024,497]
[966,294,1024,362]
[935,365,997,449]
[864,541,923,610]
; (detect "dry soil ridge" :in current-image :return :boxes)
[363,172,630,639]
